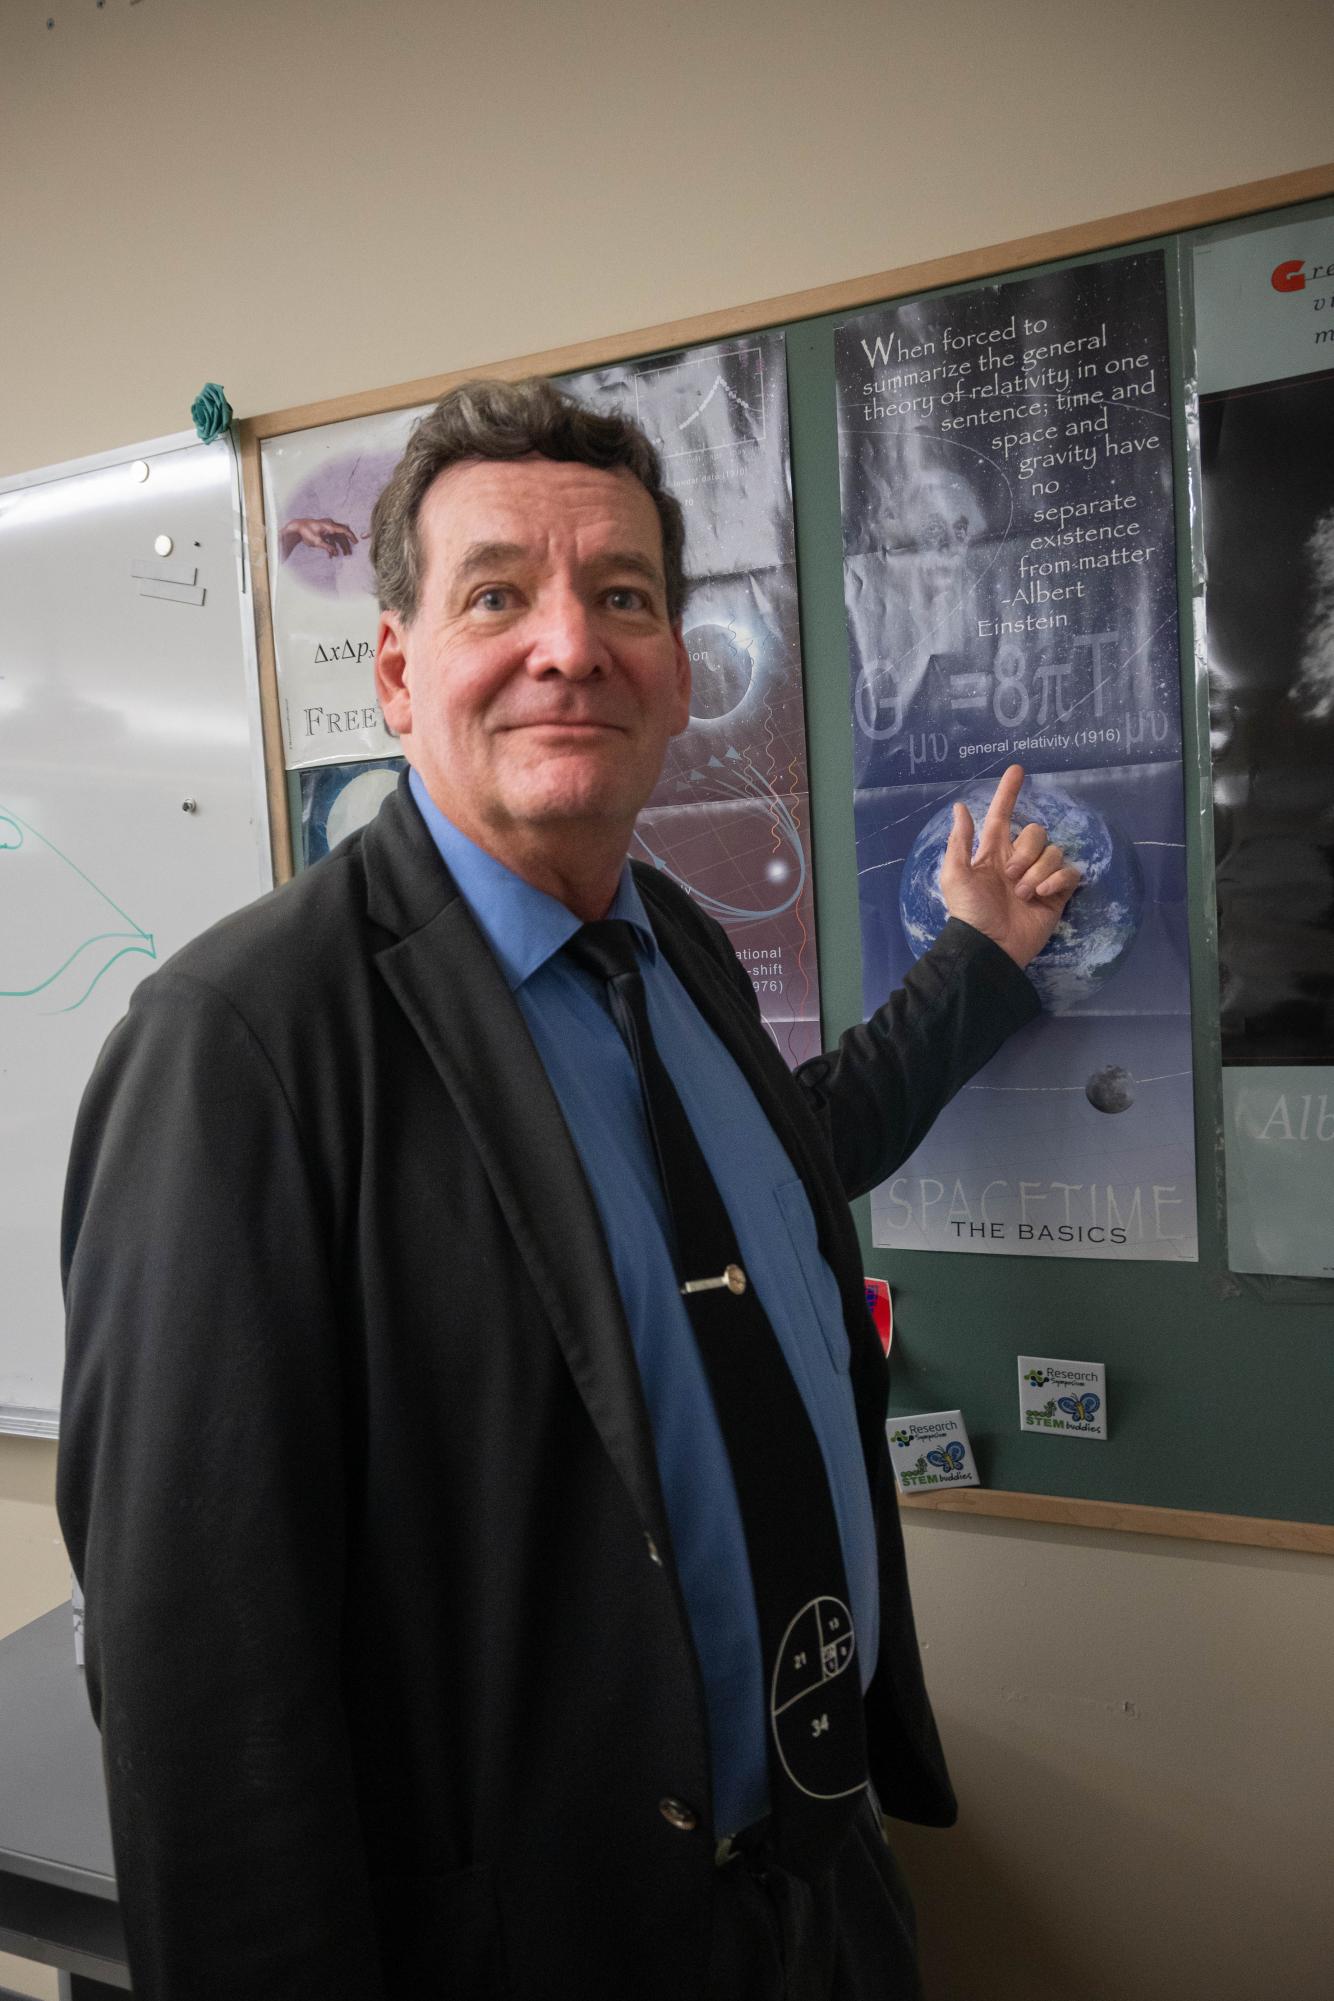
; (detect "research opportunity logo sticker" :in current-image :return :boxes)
[885,1410,980,1492]
[1017,1355,1108,1440]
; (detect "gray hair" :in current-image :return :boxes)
[370,377,689,624]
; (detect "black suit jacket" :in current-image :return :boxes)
[58,777,1038,1999]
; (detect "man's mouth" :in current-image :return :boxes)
[502,717,624,734]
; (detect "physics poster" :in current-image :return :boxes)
[262,334,820,1062]
[836,251,1198,1259]
[563,334,821,1064]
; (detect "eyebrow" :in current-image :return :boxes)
[452,541,527,582]
[450,542,666,590]
[590,550,666,589]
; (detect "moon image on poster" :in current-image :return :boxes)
[1086,1064,1136,1113]
[325,767,400,850]
[683,621,756,721]
[300,759,405,866]
[899,776,1145,1013]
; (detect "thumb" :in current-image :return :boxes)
[943,800,974,878]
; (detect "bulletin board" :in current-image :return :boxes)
[235,163,1334,1552]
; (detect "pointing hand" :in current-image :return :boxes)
[938,764,1083,970]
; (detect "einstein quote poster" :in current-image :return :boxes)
[835,250,1198,1260]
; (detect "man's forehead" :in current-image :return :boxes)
[420,454,660,555]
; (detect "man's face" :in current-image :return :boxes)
[375,456,690,867]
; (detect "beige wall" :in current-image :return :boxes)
[0,1949,56,2001]
[2,0,1332,473]
[896,1514,1334,2000]
[2,2,1332,1996]
[0,1441,67,1635]
[0,1442,66,1999]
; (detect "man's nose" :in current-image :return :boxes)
[527,588,608,677]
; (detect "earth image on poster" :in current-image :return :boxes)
[899,777,1145,1012]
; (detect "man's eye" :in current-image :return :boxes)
[474,587,512,612]
[605,587,648,612]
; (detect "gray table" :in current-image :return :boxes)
[0,1606,129,1996]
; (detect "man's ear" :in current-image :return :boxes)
[375,611,412,737]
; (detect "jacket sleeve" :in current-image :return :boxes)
[793,919,1041,1200]
[57,972,387,2001]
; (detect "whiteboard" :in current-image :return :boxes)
[0,432,271,1433]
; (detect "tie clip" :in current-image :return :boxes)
[680,1263,748,1297]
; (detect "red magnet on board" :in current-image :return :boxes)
[863,1278,893,1356]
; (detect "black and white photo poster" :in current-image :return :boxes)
[1196,209,1334,1277]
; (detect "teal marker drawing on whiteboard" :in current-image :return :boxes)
[0,807,156,1014]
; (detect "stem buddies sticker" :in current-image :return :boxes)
[1018,1355,1107,1439]
[886,1409,980,1492]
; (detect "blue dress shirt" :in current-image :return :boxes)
[408,770,878,1834]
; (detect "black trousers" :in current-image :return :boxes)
[706,1798,923,2001]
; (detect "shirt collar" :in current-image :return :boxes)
[408,767,657,992]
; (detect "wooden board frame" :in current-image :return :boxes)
[234,161,1334,1560]
[900,1488,1334,1555]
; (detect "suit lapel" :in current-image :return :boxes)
[362,787,674,1552]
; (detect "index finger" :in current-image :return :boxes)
[976,763,1026,853]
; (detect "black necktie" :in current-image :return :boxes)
[565,919,867,1876]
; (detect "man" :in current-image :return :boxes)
[59,379,1078,1999]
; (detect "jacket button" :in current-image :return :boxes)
[659,1797,699,1832]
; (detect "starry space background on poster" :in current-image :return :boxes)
[564,333,822,1067]
[835,251,1197,1260]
